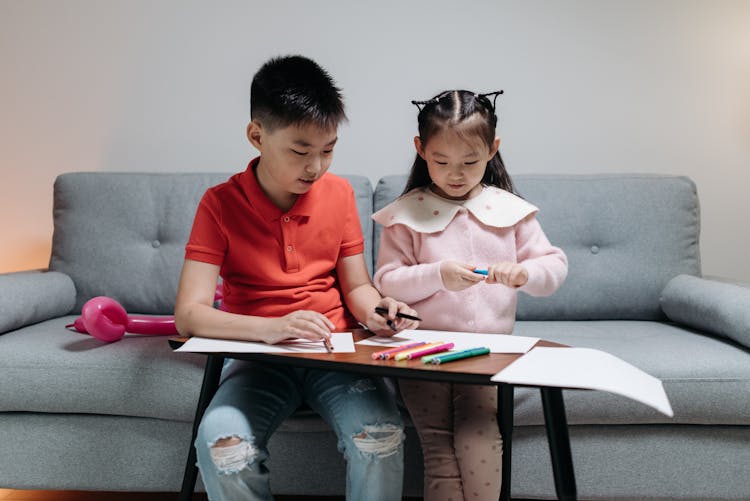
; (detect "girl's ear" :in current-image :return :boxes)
[414,136,426,159]
[489,136,501,157]
[247,120,263,149]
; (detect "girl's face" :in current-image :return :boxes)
[415,129,500,201]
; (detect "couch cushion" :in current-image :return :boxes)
[373,174,701,320]
[0,271,76,335]
[0,317,206,421]
[50,173,230,314]
[511,320,750,426]
[49,172,373,314]
[661,274,750,349]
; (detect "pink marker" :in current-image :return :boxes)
[398,342,454,361]
[371,341,427,360]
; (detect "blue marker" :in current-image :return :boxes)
[472,268,489,275]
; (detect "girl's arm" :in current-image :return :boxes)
[174,259,334,344]
[336,252,419,336]
[373,225,446,303]
[514,214,568,297]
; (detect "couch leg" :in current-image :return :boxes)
[180,355,225,501]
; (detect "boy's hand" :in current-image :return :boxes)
[440,261,485,291]
[486,262,529,288]
[267,310,335,345]
[367,297,419,337]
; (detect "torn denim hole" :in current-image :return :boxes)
[208,435,257,475]
[348,378,376,394]
[352,424,404,458]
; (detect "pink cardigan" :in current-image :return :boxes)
[372,186,568,334]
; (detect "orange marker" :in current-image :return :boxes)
[371,342,427,360]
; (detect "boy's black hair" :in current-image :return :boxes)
[250,55,347,131]
[402,90,515,196]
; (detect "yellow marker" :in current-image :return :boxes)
[393,342,445,361]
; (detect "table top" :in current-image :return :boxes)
[170,330,564,385]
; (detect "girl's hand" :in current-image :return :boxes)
[266,310,335,345]
[486,262,529,288]
[367,297,420,337]
[440,261,485,291]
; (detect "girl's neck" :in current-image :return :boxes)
[428,183,484,201]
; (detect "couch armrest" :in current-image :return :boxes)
[0,270,76,334]
[660,274,750,349]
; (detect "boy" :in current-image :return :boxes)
[174,55,417,500]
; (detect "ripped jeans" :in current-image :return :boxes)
[195,360,405,501]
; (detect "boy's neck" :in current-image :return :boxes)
[254,159,299,212]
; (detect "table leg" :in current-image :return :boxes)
[498,384,514,501]
[179,355,224,501]
[540,387,577,501]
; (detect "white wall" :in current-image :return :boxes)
[2,0,749,281]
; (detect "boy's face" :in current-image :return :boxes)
[248,121,338,206]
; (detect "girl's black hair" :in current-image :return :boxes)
[402,90,515,196]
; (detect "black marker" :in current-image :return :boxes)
[374,307,422,322]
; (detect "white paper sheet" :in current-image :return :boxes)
[491,347,673,417]
[175,332,355,353]
[356,329,538,354]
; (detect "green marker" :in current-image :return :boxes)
[430,347,490,365]
[421,353,439,364]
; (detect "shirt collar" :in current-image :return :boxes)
[372,185,538,233]
[238,156,315,220]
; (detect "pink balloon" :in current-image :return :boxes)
[80,296,128,342]
[72,297,177,342]
[66,284,223,342]
[126,315,177,335]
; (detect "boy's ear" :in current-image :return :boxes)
[247,120,263,149]
[414,136,426,159]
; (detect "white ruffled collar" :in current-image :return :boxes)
[372,185,538,233]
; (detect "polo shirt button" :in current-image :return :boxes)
[287,245,293,252]
[591,245,600,254]
[283,216,290,222]
[151,240,161,248]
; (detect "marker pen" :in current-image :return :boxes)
[371,341,427,360]
[430,347,491,365]
[395,342,453,361]
[394,342,445,361]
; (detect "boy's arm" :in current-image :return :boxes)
[174,259,334,343]
[336,253,419,336]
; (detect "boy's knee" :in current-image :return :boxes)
[351,423,404,459]
[207,435,258,474]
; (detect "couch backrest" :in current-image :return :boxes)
[51,172,700,320]
[373,174,701,321]
[50,172,373,314]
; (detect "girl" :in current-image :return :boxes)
[373,90,568,500]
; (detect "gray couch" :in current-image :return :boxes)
[1,172,749,500]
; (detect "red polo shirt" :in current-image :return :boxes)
[185,157,364,329]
